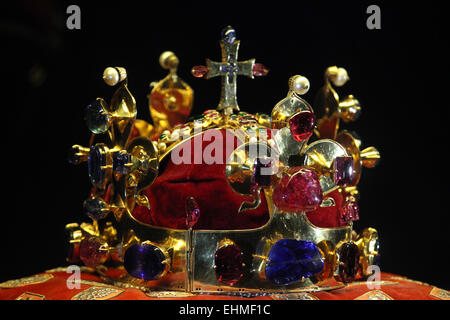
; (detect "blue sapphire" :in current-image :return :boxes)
[220,64,239,73]
[85,100,110,134]
[88,144,107,186]
[113,150,132,174]
[265,239,324,286]
[124,243,167,281]
[221,26,237,44]
[83,197,109,220]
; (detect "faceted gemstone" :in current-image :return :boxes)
[265,239,324,286]
[252,158,273,188]
[85,100,110,134]
[124,243,167,281]
[83,197,109,220]
[339,196,360,225]
[221,26,237,44]
[88,144,107,186]
[289,111,316,142]
[185,197,200,229]
[214,244,244,285]
[252,63,269,76]
[112,150,132,175]
[336,242,360,283]
[79,236,109,268]
[333,156,354,186]
[191,65,209,78]
[220,63,240,77]
[273,167,323,212]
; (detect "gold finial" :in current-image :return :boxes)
[314,66,361,139]
[148,51,194,136]
[159,51,179,71]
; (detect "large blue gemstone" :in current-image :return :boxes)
[124,243,167,281]
[85,100,110,134]
[83,197,109,220]
[88,144,107,186]
[265,239,324,286]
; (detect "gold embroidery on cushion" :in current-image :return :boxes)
[0,274,54,288]
[15,292,46,300]
[429,287,450,300]
[71,286,124,300]
[354,290,393,300]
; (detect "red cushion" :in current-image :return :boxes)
[0,269,446,300]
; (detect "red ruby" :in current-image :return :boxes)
[191,65,209,78]
[289,111,316,142]
[336,242,360,284]
[273,167,323,212]
[79,236,109,268]
[339,196,359,225]
[185,197,200,229]
[252,63,269,76]
[333,156,354,186]
[214,244,244,285]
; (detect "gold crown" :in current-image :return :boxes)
[67,26,381,295]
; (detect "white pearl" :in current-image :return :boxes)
[249,136,258,144]
[103,67,119,86]
[291,75,310,95]
[170,130,180,141]
[333,68,349,87]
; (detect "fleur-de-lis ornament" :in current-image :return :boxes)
[69,67,159,227]
[314,66,361,139]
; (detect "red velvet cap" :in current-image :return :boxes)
[131,129,345,230]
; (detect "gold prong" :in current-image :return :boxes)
[360,146,380,168]
[252,254,270,262]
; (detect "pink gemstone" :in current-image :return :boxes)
[333,156,354,186]
[252,63,269,76]
[273,167,323,212]
[214,244,244,285]
[289,111,316,142]
[185,197,200,229]
[191,65,209,78]
[340,196,359,224]
[79,236,109,267]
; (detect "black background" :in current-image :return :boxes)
[1,0,448,290]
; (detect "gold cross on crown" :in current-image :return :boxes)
[191,26,268,115]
